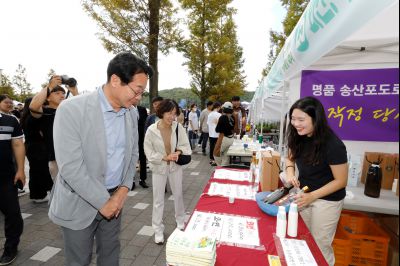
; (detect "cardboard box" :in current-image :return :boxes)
[260,150,280,192]
[362,152,397,190]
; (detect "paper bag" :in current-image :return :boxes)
[381,154,396,190]
[260,150,280,192]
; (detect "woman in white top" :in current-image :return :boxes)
[187,103,199,150]
[207,102,221,166]
[144,99,191,245]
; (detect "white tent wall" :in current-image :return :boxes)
[262,96,289,122]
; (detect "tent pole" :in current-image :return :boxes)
[278,81,289,155]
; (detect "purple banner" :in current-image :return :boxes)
[301,68,399,142]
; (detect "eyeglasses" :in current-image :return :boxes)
[126,83,145,98]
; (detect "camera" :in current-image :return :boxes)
[60,75,77,87]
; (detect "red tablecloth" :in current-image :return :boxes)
[191,167,328,266]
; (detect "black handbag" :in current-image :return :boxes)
[175,125,191,165]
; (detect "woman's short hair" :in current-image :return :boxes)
[156,99,180,118]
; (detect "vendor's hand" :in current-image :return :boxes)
[295,192,317,208]
[287,176,300,188]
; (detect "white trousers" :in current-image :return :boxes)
[214,137,234,166]
[152,166,185,236]
[300,199,344,266]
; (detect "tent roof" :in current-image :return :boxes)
[251,0,398,107]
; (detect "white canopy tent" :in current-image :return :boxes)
[250,0,399,156]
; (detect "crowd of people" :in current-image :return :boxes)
[0,51,347,266]
[0,61,248,265]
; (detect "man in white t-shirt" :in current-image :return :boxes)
[207,102,222,166]
[199,101,213,156]
[188,103,199,150]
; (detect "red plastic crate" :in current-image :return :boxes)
[333,211,390,266]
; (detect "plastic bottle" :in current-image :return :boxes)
[250,151,257,183]
[274,186,309,206]
[264,185,293,204]
[287,203,298,237]
[276,206,287,238]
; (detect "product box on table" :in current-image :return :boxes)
[260,150,280,192]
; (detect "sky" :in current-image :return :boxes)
[0,0,284,94]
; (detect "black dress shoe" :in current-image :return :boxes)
[0,250,17,266]
[139,180,149,188]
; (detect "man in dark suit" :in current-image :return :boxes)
[135,105,149,189]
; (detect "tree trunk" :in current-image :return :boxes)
[200,2,206,110]
[148,0,160,113]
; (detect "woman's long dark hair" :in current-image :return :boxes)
[287,97,335,165]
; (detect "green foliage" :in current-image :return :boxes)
[137,87,254,109]
[159,87,199,106]
[40,69,56,89]
[82,0,180,60]
[178,0,246,108]
[255,121,280,133]
[82,0,182,105]
[12,64,32,102]
[263,0,310,77]
[0,65,34,102]
[0,73,16,99]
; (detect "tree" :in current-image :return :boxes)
[0,72,16,99]
[263,0,310,77]
[40,69,56,89]
[82,0,182,110]
[179,0,246,108]
[12,64,32,102]
[208,13,246,104]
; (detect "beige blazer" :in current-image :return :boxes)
[144,121,191,175]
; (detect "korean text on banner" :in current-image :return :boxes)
[300,68,399,142]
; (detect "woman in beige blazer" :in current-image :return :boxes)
[144,99,191,244]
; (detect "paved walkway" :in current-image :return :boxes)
[0,151,215,266]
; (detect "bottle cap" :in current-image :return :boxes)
[278,205,285,212]
[289,203,298,212]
